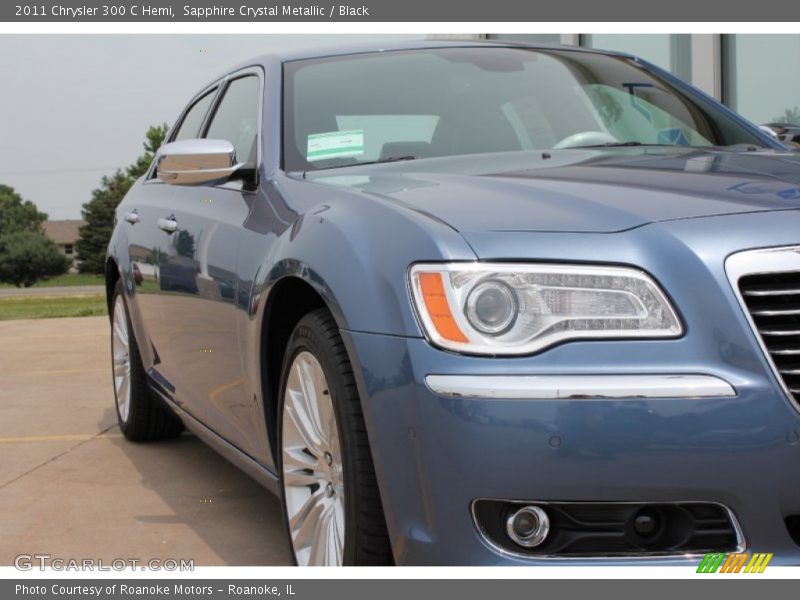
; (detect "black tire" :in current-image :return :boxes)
[277,308,393,565]
[110,278,183,442]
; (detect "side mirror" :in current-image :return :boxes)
[759,125,781,139]
[156,139,243,186]
[760,124,800,150]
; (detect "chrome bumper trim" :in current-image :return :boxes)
[425,374,736,400]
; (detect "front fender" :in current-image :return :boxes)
[255,177,477,337]
[237,178,476,468]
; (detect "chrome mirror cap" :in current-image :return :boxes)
[156,139,242,186]
[759,125,781,139]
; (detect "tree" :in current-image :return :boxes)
[0,231,70,287]
[773,106,800,125]
[175,230,195,258]
[0,184,47,235]
[75,171,135,274]
[128,125,170,179]
[75,124,169,274]
[0,184,68,288]
[145,246,167,265]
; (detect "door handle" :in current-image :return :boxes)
[123,210,140,224]
[157,216,178,234]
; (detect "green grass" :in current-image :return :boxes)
[0,295,107,320]
[0,273,104,289]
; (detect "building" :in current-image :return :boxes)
[42,219,84,270]
[437,34,800,128]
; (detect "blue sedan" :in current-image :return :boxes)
[105,40,800,565]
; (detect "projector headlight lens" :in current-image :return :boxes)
[409,263,682,355]
[466,280,518,335]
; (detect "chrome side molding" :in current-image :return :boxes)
[425,374,736,400]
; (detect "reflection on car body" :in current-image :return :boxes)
[106,41,800,565]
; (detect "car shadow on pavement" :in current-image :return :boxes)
[99,407,292,566]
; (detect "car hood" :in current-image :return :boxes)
[305,147,800,233]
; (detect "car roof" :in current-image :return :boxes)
[217,38,632,79]
[277,38,619,62]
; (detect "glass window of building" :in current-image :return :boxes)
[723,35,800,126]
[582,34,692,82]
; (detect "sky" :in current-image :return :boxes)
[4,34,794,221]
[0,34,424,220]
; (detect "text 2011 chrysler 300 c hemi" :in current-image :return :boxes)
[106,41,800,565]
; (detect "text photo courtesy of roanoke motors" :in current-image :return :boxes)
[1,0,800,594]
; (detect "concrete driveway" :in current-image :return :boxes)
[0,316,291,566]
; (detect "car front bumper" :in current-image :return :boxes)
[343,330,800,565]
[341,211,800,565]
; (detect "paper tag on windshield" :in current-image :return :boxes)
[307,130,364,161]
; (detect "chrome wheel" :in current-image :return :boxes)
[281,351,345,566]
[112,294,131,423]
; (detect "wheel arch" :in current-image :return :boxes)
[250,178,477,466]
[259,274,329,461]
[105,256,120,318]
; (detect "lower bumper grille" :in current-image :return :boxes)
[473,500,742,558]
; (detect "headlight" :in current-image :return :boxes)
[409,263,682,355]
[465,279,518,335]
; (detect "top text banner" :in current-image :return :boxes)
[4,0,800,22]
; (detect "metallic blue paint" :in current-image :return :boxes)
[107,41,800,564]
[342,209,800,564]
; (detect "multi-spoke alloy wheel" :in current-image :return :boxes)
[282,351,346,566]
[277,309,392,566]
[112,294,132,424]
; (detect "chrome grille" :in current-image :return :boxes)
[727,246,800,409]
[739,271,800,398]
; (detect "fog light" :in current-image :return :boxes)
[632,508,663,539]
[506,505,550,548]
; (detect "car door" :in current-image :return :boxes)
[154,70,265,456]
[127,84,220,389]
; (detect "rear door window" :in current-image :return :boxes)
[205,75,261,163]
[173,89,216,141]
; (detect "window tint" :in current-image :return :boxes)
[173,90,216,141]
[205,75,260,163]
[283,48,765,171]
[583,34,692,81]
[581,84,712,146]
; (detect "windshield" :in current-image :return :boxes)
[282,47,766,171]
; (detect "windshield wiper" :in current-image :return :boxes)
[350,155,418,167]
[314,155,418,171]
[716,143,766,151]
[569,141,670,149]
[571,141,770,151]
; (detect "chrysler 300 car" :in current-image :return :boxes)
[106,41,800,565]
